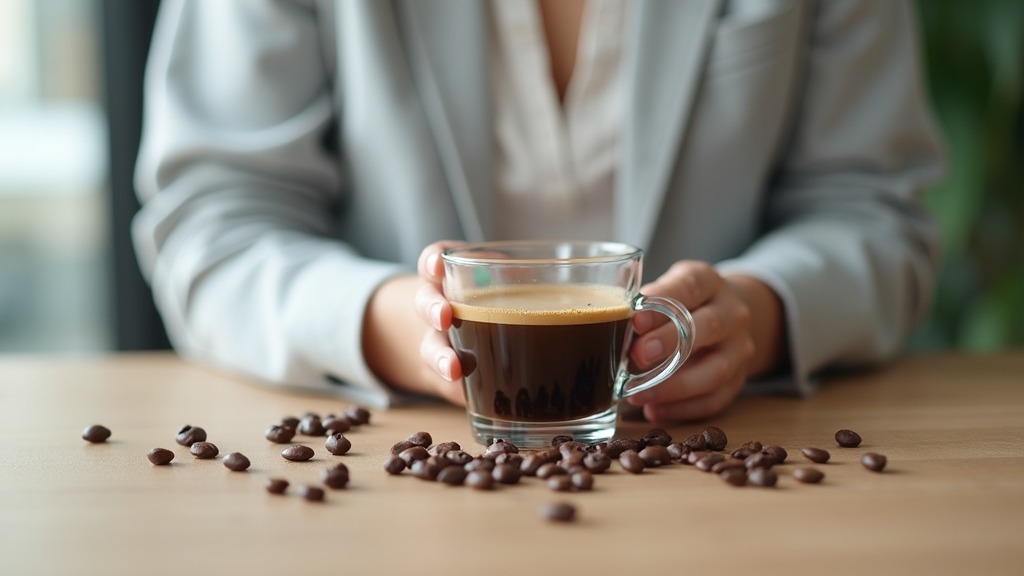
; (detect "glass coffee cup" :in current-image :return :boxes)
[442,241,695,447]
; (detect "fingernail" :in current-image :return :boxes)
[438,356,451,380]
[426,254,440,276]
[644,338,663,362]
[430,302,442,330]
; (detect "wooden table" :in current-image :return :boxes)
[1,353,1022,575]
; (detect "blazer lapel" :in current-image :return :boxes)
[617,0,721,250]
[396,0,493,242]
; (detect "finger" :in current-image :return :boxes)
[419,328,464,384]
[633,261,723,333]
[626,334,754,406]
[630,291,750,369]
[417,241,466,282]
[415,282,453,331]
[642,371,746,423]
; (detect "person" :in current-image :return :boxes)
[133,0,945,422]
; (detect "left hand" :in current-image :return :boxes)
[625,261,781,422]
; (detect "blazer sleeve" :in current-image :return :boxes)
[133,0,408,407]
[715,0,946,395]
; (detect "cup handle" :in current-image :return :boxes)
[616,294,695,399]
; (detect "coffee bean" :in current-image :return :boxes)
[520,455,544,476]
[281,445,315,462]
[586,442,607,454]
[190,441,219,459]
[429,441,461,457]
[485,440,519,459]
[548,475,572,491]
[695,453,726,472]
[344,405,371,425]
[537,463,568,479]
[711,459,746,474]
[605,438,643,459]
[801,447,830,464]
[437,465,468,486]
[536,448,563,464]
[445,450,474,466]
[583,453,611,474]
[322,415,351,434]
[411,459,440,481]
[744,452,775,469]
[683,434,707,451]
[643,428,673,447]
[390,440,417,455]
[399,446,429,466]
[298,485,325,502]
[147,447,174,465]
[551,435,574,447]
[321,463,350,489]
[793,467,825,483]
[265,478,289,494]
[265,425,296,444]
[223,452,250,471]
[495,453,524,468]
[465,458,496,473]
[407,431,432,447]
[466,470,494,490]
[720,468,747,486]
[639,445,672,467]
[298,415,325,436]
[571,470,594,491]
[763,445,788,464]
[748,467,778,487]
[686,450,710,465]
[560,451,586,469]
[325,433,351,456]
[565,464,586,475]
[741,440,763,452]
[281,416,300,428]
[493,463,522,485]
[731,447,756,459]
[82,425,111,443]
[666,443,690,461]
[384,456,406,475]
[176,425,206,447]
[538,502,576,522]
[702,426,728,451]
[558,441,587,459]
[836,429,862,448]
[619,451,645,474]
[861,452,887,472]
[303,411,321,419]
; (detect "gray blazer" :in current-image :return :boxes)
[134,0,945,407]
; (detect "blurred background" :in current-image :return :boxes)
[0,0,1021,355]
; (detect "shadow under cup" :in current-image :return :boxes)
[442,241,694,448]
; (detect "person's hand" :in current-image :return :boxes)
[360,241,466,404]
[624,261,787,422]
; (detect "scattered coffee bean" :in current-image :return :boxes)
[605,438,644,459]
[298,415,325,436]
[801,447,830,464]
[321,464,350,489]
[536,449,563,464]
[344,405,371,425]
[390,440,417,456]
[411,459,440,481]
[190,442,219,459]
[748,467,778,487]
[683,434,707,451]
[836,430,862,448]
[176,425,206,447]
[547,475,572,491]
[265,425,296,444]
[384,456,406,475]
[430,441,461,457]
[322,415,351,434]
[325,433,352,456]
[643,429,673,447]
[407,431,432,447]
[495,453,524,468]
[493,463,522,485]
[731,447,755,459]
[465,458,496,473]
[466,470,494,490]
[147,447,174,465]
[666,443,689,461]
[583,453,611,474]
[793,467,825,483]
[537,463,568,479]
[720,468,747,486]
[558,441,587,458]
[586,442,607,453]
[695,453,726,472]
[703,426,728,451]
[298,485,324,502]
[619,451,645,474]
[551,435,574,447]
[437,465,468,485]
[281,416,300,428]
[520,455,545,476]
[741,440,763,453]
[560,451,586,468]
[485,440,519,459]
[566,464,587,475]
[711,459,746,474]
[763,445,788,464]
[639,445,672,467]
[571,470,594,491]
[445,450,474,466]
[265,478,289,494]
[861,452,887,472]
[744,452,775,469]
[82,425,111,443]
[223,452,250,471]
[281,445,315,462]
[538,502,576,522]
[686,450,709,465]
[399,446,429,466]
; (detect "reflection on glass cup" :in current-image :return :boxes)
[442,241,695,447]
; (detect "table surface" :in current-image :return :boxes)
[1,352,1022,576]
